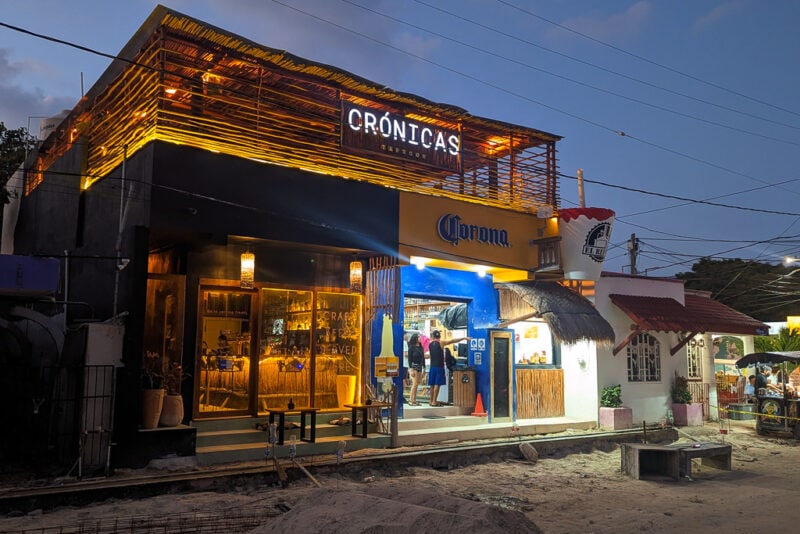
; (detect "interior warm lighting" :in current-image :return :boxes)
[410,257,429,270]
[29,17,558,209]
[165,87,178,96]
[487,135,509,146]
[349,260,363,293]
[240,251,255,289]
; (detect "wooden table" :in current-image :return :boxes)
[264,407,320,445]
[344,402,392,438]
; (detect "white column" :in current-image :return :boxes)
[742,335,754,357]
[702,333,718,420]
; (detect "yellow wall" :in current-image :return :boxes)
[398,191,553,272]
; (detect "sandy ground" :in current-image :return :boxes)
[2,421,799,533]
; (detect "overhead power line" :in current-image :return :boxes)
[495,0,800,119]
[410,0,800,135]
[348,0,799,145]
[558,172,800,217]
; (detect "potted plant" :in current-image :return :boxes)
[159,361,190,427]
[141,350,166,429]
[598,384,632,430]
[670,372,703,426]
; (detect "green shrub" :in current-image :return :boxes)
[670,373,693,404]
[600,384,623,408]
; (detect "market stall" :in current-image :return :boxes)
[735,351,800,439]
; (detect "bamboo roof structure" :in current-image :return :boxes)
[29,5,561,215]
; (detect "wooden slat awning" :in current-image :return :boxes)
[497,282,614,346]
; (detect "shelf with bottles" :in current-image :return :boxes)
[204,292,252,318]
[403,300,455,327]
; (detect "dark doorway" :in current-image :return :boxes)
[491,330,512,420]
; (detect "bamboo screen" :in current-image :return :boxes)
[29,13,560,214]
[516,368,565,418]
[364,258,400,390]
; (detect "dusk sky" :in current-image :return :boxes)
[1,1,798,277]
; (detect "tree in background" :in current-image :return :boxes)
[755,327,800,353]
[676,258,800,322]
[0,122,37,241]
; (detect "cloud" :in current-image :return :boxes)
[0,48,76,132]
[201,0,441,89]
[693,0,747,32]
[548,1,653,44]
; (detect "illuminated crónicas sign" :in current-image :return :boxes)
[437,213,511,248]
[341,100,461,172]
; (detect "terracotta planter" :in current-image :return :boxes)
[672,402,703,426]
[599,406,633,430]
[159,394,184,427]
[141,388,165,429]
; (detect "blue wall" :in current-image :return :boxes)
[370,265,499,418]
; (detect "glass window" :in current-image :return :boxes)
[627,333,661,382]
[198,290,252,414]
[258,289,313,410]
[143,275,186,390]
[315,292,362,409]
[257,289,362,411]
[687,339,703,380]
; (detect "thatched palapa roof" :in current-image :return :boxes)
[496,282,614,347]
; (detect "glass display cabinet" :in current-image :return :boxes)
[258,289,361,411]
[197,290,252,414]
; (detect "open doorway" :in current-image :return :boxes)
[403,297,468,406]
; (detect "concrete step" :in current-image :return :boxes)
[195,433,392,465]
[396,417,596,447]
[192,411,392,465]
[398,414,487,432]
[196,421,370,448]
[191,411,353,432]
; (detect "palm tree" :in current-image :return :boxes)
[754,327,800,353]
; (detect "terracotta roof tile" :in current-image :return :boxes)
[609,293,768,335]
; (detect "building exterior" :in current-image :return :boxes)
[595,273,769,424]
[7,5,620,468]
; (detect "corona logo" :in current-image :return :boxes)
[437,213,510,247]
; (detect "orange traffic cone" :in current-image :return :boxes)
[471,393,487,416]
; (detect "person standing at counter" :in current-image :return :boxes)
[402,331,410,389]
[427,330,468,407]
[407,333,425,406]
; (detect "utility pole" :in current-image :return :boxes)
[627,233,639,275]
